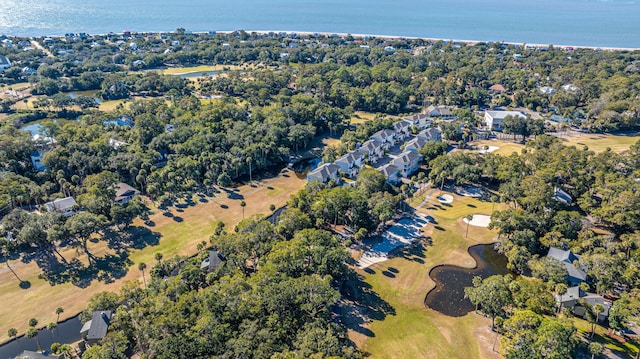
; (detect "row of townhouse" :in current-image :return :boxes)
[307,113,441,185]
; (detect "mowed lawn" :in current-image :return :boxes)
[0,171,306,343]
[353,191,507,359]
[466,140,525,156]
[556,132,640,153]
[161,64,244,75]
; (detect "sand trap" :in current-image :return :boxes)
[477,146,499,154]
[462,214,491,227]
[437,194,454,203]
[457,186,483,198]
[357,214,429,268]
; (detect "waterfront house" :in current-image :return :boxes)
[42,197,77,217]
[360,139,384,163]
[392,151,423,177]
[556,286,611,322]
[546,247,587,285]
[335,150,365,178]
[307,163,341,184]
[378,163,401,184]
[404,137,428,153]
[114,183,140,205]
[81,311,112,345]
[392,120,412,141]
[200,250,225,272]
[370,129,396,149]
[484,110,526,131]
[417,127,442,142]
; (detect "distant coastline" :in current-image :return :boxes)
[16,29,640,52]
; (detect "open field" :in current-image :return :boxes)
[348,190,507,359]
[349,111,398,125]
[555,132,640,153]
[466,140,525,156]
[0,170,306,343]
[161,64,244,75]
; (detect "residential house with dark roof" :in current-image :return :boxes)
[307,163,341,184]
[370,129,396,150]
[417,127,442,142]
[80,311,112,345]
[392,151,423,177]
[103,116,134,128]
[360,139,384,163]
[556,286,611,322]
[547,247,587,285]
[392,120,412,141]
[30,150,48,172]
[114,183,140,204]
[424,105,454,120]
[0,55,10,71]
[201,250,225,272]
[402,113,431,129]
[335,150,365,178]
[404,137,427,153]
[553,187,573,205]
[378,164,401,184]
[42,197,77,217]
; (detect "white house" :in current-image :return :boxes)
[360,139,384,163]
[424,105,454,120]
[114,183,140,204]
[370,129,396,149]
[378,164,401,184]
[307,163,341,184]
[417,127,442,142]
[404,137,427,153]
[484,110,526,131]
[42,197,77,217]
[392,120,412,141]
[402,113,431,129]
[0,55,11,71]
[392,151,423,177]
[335,150,365,178]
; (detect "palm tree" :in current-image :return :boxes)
[246,156,253,183]
[592,304,605,338]
[7,327,17,342]
[491,195,499,213]
[554,283,567,316]
[589,342,603,359]
[240,200,246,219]
[138,262,147,288]
[47,322,56,338]
[155,252,163,264]
[55,307,64,323]
[465,214,473,238]
[26,328,40,351]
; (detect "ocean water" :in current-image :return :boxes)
[0,0,639,48]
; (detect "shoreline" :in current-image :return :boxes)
[7,29,640,52]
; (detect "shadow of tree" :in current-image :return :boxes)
[34,227,160,288]
[341,272,396,338]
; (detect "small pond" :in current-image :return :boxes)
[20,118,78,136]
[0,315,83,359]
[291,157,321,179]
[424,244,511,317]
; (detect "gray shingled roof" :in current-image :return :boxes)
[378,164,400,178]
[371,129,395,140]
[85,311,112,341]
[0,55,10,67]
[417,127,442,141]
[114,182,140,202]
[393,120,410,131]
[404,137,427,151]
[201,250,225,271]
[336,150,364,165]
[307,163,340,182]
[44,197,77,213]
[547,247,587,282]
[393,151,422,166]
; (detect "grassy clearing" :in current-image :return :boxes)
[0,171,306,343]
[350,190,507,359]
[466,140,525,156]
[161,64,243,75]
[556,133,640,153]
[350,111,386,125]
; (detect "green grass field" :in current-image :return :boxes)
[0,172,306,343]
[557,133,640,153]
[161,64,243,75]
[351,190,506,359]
